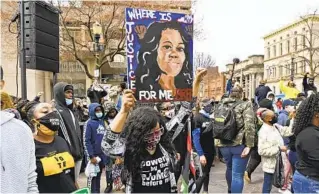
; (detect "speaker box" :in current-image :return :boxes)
[22,1,59,73]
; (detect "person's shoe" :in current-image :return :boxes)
[244,171,251,184]
[104,183,112,193]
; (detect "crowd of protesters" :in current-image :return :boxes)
[1,67,319,194]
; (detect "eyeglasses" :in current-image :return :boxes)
[144,127,164,140]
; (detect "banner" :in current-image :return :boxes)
[125,8,193,102]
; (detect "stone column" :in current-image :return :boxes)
[245,75,249,98]
[252,73,256,99]
[249,74,253,99]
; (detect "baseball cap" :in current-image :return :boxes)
[258,99,273,110]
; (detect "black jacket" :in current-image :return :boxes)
[87,86,107,104]
[303,75,317,96]
[255,85,271,103]
[54,82,84,161]
[295,125,319,181]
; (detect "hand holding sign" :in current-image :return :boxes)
[120,89,136,113]
[195,68,207,83]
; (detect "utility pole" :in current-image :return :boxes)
[291,56,295,81]
[20,1,27,99]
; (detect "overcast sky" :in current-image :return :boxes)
[194,0,319,71]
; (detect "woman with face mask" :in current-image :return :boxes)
[27,102,77,193]
[123,107,177,193]
[257,109,294,193]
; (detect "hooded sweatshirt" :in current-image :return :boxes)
[54,82,83,161]
[83,103,106,160]
[0,111,38,193]
[279,80,300,99]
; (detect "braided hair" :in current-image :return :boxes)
[293,93,319,135]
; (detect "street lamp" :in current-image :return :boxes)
[92,21,103,80]
[290,53,297,81]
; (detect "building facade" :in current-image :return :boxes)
[199,66,226,101]
[263,15,319,95]
[225,55,264,99]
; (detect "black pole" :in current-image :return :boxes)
[20,1,27,99]
[291,57,295,81]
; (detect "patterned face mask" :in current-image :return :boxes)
[144,127,164,151]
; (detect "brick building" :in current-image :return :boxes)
[200,66,226,101]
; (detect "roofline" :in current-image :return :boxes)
[263,15,319,40]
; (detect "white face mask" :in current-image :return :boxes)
[164,109,175,119]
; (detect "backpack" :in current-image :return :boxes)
[211,101,242,141]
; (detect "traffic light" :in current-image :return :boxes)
[22,1,59,73]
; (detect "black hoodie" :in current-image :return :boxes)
[54,82,84,161]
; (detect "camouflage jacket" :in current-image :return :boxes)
[215,98,256,148]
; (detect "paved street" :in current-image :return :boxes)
[78,159,265,193]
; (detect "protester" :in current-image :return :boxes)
[255,80,272,104]
[303,72,317,97]
[278,99,295,127]
[1,91,14,110]
[258,109,294,193]
[276,98,283,111]
[215,86,256,193]
[244,100,274,184]
[266,91,278,113]
[116,83,127,111]
[27,102,77,193]
[0,111,38,193]
[192,98,215,193]
[292,93,319,193]
[54,82,84,184]
[87,80,108,104]
[84,103,109,193]
[279,78,300,99]
[103,101,118,126]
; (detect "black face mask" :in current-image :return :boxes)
[38,111,60,131]
[269,116,278,125]
[203,104,213,114]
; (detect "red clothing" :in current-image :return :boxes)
[276,101,283,110]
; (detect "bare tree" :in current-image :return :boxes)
[294,10,319,77]
[195,52,216,69]
[57,1,127,79]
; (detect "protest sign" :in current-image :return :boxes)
[125,8,193,102]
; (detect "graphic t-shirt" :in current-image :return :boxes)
[133,146,171,193]
[35,136,77,193]
[194,113,214,155]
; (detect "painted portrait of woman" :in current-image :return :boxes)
[134,21,193,101]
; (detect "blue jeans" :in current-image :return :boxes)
[220,145,248,193]
[293,170,319,193]
[262,172,273,193]
[288,151,297,173]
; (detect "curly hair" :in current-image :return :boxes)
[293,93,319,135]
[134,21,193,98]
[123,107,175,181]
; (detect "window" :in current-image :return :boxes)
[303,35,306,48]
[267,47,271,59]
[272,67,276,78]
[279,43,283,55]
[294,37,298,51]
[286,64,290,75]
[287,40,290,53]
[273,45,277,57]
[279,65,283,76]
[273,86,276,94]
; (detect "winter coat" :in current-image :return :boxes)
[83,103,106,160]
[303,75,317,96]
[255,85,271,103]
[54,82,84,161]
[258,121,294,173]
[0,111,38,193]
[279,80,300,99]
[215,97,256,148]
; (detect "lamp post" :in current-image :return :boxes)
[92,21,103,81]
[290,53,296,81]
